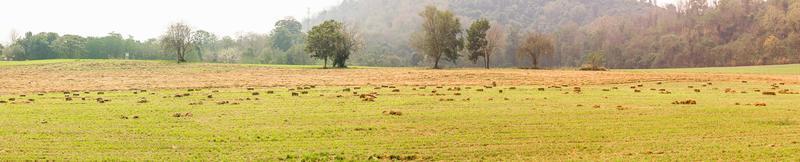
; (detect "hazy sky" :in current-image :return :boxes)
[0,0,680,44]
[0,0,343,44]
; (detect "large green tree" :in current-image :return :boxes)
[467,19,490,68]
[18,32,59,60]
[2,44,24,61]
[306,20,360,68]
[333,24,362,68]
[85,33,126,59]
[412,6,464,69]
[192,30,217,61]
[50,35,88,58]
[306,20,342,68]
[271,17,304,52]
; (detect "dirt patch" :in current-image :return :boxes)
[172,112,193,118]
[0,61,797,94]
[672,99,697,105]
[383,110,403,116]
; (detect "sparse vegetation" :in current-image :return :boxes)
[0,60,798,160]
[2,0,800,160]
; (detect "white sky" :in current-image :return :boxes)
[0,0,680,44]
[0,0,343,44]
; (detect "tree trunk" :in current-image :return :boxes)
[433,56,441,69]
[531,54,538,69]
[485,53,490,69]
[323,57,328,69]
[197,47,203,62]
[177,48,186,63]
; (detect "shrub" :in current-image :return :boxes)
[580,51,607,71]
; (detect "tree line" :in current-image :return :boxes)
[5,0,800,69]
[568,0,800,68]
[412,6,558,69]
[312,0,800,68]
[1,18,359,68]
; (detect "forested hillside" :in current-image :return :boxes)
[3,0,799,68]
[311,0,800,68]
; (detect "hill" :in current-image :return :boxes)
[310,0,655,67]
[311,0,800,68]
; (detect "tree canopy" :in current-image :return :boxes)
[4,0,800,68]
[312,0,800,68]
[271,17,305,52]
[518,33,554,69]
[306,20,361,68]
[412,6,464,69]
[160,22,195,63]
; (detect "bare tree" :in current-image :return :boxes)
[518,32,554,69]
[160,22,194,63]
[484,24,507,69]
[9,30,19,43]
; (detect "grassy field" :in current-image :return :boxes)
[624,64,800,75]
[0,60,799,160]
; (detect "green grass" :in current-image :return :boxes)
[0,59,374,69]
[0,59,87,66]
[1,82,799,160]
[622,64,800,75]
[0,59,177,66]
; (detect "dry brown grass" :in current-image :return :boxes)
[0,61,797,94]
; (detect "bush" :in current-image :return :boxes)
[580,51,607,71]
[579,64,607,71]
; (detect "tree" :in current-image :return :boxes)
[18,32,59,60]
[581,51,607,71]
[217,47,242,63]
[50,35,88,58]
[306,20,343,68]
[286,44,313,65]
[306,20,361,68]
[518,33,554,69]
[412,6,464,69]
[192,30,217,61]
[85,33,127,59]
[467,19,506,69]
[271,17,304,52]
[762,35,786,63]
[333,24,362,68]
[2,44,24,61]
[236,33,271,64]
[467,19,490,67]
[485,25,507,68]
[160,22,194,63]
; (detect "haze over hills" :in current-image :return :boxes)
[2,1,800,160]
[311,0,800,68]
[2,0,799,69]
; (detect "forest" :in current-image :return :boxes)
[3,0,800,68]
[0,19,314,65]
[312,0,800,68]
